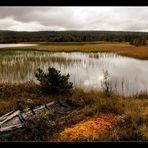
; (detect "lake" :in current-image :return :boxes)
[0,44,37,48]
[0,46,148,96]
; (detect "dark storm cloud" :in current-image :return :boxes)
[0,7,148,31]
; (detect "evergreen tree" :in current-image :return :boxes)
[35,67,73,95]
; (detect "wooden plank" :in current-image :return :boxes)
[46,101,57,108]
[17,114,26,123]
[0,124,22,132]
[44,104,50,110]
[0,110,20,126]
[30,101,56,113]
[0,111,14,122]
[58,100,70,108]
[21,111,34,120]
[33,104,45,112]
[1,116,22,128]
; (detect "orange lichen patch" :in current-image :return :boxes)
[55,113,117,141]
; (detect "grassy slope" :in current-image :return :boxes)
[0,83,148,141]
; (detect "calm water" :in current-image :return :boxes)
[0,44,37,48]
[0,49,148,96]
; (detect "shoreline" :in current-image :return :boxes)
[0,41,148,60]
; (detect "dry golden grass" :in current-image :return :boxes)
[123,98,148,119]
[52,92,148,141]
[0,82,54,116]
[93,98,148,141]
[0,82,148,141]
[11,42,148,60]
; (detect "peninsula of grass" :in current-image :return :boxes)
[4,41,148,60]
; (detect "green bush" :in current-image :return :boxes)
[35,67,73,95]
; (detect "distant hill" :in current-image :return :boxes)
[0,30,148,43]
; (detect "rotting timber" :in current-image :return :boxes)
[0,99,82,136]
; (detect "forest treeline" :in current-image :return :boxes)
[0,30,148,45]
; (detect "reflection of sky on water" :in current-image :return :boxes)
[0,50,148,96]
[0,44,37,48]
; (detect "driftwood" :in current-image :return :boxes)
[0,99,82,135]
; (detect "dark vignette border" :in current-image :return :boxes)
[0,0,148,6]
[0,0,148,146]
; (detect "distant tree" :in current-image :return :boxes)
[130,36,147,47]
[1,30,148,43]
[82,36,87,41]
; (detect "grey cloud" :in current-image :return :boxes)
[0,7,148,31]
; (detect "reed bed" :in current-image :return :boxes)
[10,42,148,60]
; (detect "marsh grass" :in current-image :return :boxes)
[132,91,148,99]
[0,51,81,83]
[9,41,148,59]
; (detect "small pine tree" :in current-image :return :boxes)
[35,67,73,95]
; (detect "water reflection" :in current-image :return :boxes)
[0,44,37,48]
[0,50,148,96]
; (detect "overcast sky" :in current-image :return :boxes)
[0,7,148,32]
